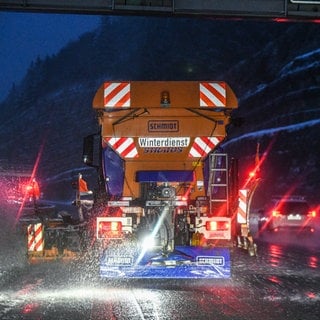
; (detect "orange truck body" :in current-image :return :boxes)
[92,81,237,201]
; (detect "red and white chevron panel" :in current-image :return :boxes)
[105,137,138,158]
[200,82,226,107]
[27,223,44,252]
[188,136,222,158]
[237,189,248,224]
[104,82,131,107]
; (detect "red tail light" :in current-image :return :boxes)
[206,221,217,231]
[272,210,281,218]
[308,211,316,218]
[98,221,122,238]
[205,221,230,231]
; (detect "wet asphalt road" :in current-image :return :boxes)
[0,235,319,320]
[0,205,320,319]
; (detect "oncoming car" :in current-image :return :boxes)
[258,196,317,234]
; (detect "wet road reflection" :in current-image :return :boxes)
[1,220,320,320]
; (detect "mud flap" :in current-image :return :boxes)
[100,246,231,279]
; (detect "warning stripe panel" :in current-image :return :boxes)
[27,223,44,252]
[105,137,138,158]
[104,82,130,107]
[188,137,222,158]
[200,82,226,107]
[237,189,247,224]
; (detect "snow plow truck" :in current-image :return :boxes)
[23,81,257,279]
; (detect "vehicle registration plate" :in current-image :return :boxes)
[287,215,301,220]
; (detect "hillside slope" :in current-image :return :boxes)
[0,16,319,205]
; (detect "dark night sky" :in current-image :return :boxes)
[0,11,99,102]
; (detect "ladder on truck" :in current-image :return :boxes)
[208,153,229,215]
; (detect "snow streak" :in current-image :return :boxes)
[224,119,320,146]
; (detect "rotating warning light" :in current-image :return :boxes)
[20,179,40,200]
[249,171,256,178]
[160,91,170,107]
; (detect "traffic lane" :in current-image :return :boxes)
[1,203,319,320]
[1,244,320,320]
[0,276,296,320]
[1,275,319,320]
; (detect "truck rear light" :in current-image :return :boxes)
[98,221,122,238]
[205,221,229,231]
[196,216,232,240]
[206,221,217,231]
[96,217,133,239]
